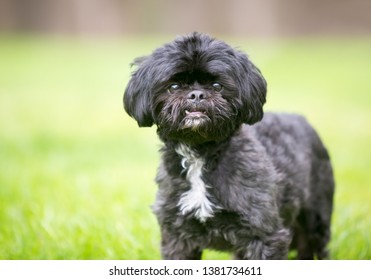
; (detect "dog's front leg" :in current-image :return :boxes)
[160,229,202,260]
[235,228,291,260]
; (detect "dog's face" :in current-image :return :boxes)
[124,33,267,144]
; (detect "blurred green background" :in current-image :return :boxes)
[0,0,370,259]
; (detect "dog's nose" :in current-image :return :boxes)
[187,90,206,102]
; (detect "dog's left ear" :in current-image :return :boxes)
[236,53,267,125]
[123,57,154,127]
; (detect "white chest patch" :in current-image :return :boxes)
[175,144,216,222]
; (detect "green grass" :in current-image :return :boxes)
[0,35,370,259]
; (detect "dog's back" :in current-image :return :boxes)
[251,112,335,259]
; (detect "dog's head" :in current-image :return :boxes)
[124,33,266,144]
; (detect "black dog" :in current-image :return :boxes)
[123,33,335,259]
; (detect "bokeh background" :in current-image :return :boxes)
[0,0,370,259]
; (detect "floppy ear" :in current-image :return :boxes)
[236,53,267,125]
[123,57,154,127]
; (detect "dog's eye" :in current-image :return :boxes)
[168,84,180,93]
[212,82,223,92]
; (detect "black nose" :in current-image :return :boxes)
[187,90,206,102]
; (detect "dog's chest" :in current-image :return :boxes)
[175,144,217,222]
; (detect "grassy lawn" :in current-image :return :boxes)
[0,35,370,259]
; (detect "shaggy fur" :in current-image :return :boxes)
[123,33,335,260]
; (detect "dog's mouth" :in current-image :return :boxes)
[181,109,210,130]
[185,109,207,118]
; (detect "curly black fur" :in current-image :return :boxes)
[123,32,335,260]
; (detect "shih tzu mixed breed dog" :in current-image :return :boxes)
[123,32,335,260]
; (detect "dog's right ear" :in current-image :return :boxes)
[123,57,154,127]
